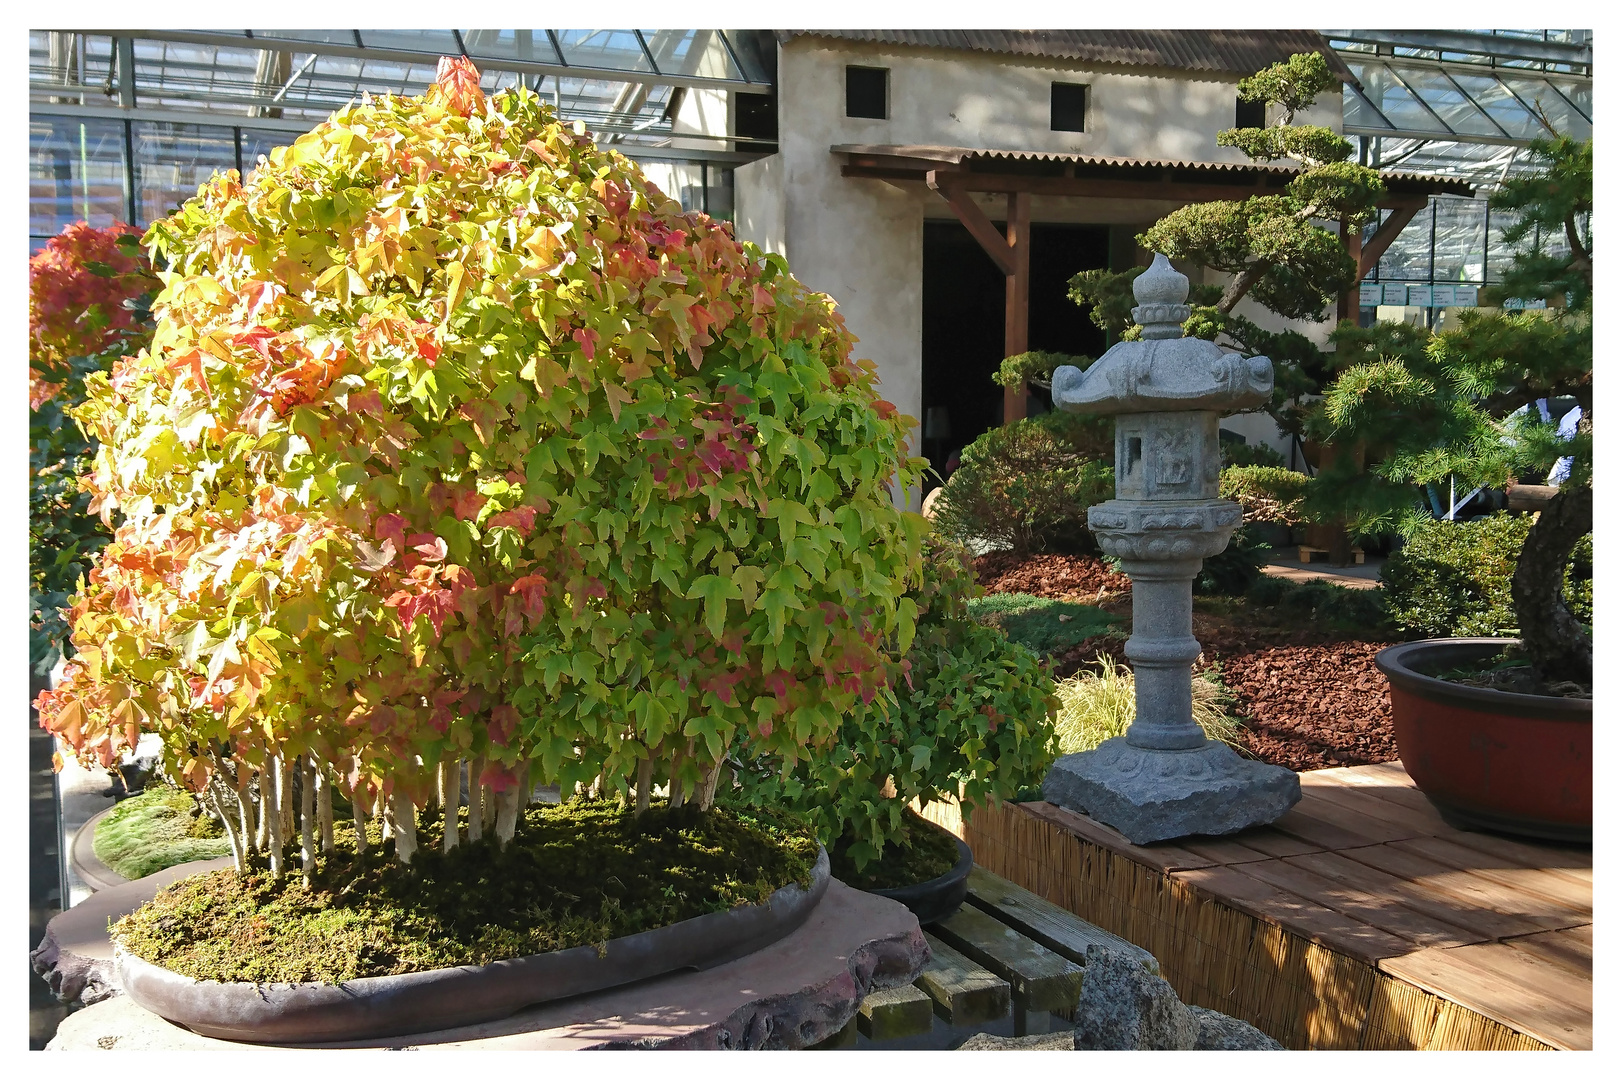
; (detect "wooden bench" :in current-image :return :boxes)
[1298,545,1364,565]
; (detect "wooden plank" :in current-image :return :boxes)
[1391,837,1592,916]
[1173,863,1413,963]
[1270,797,1431,848]
[856,984,934,1041]
[1380,943,1591,1051]
[917,933,1011,1025]
[1174,834,1282,865]
[1234,854,1486,949]
[1298,773,1455,835]
[1284,850,1540,944]
[926,171,1014,274]
[965,866,1159,974]
[931,904,1085,1013]
[1194,825,1327,860]
[1503,927,1593,979]
[1016,801,1216,872]
[1335,844,1588,932]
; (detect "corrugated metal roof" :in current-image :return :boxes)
[832,144,1475,196]
[778,29,1354,81]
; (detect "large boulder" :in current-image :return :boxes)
[1188,1005,1285,1050]
[1071,942,1197,1050]
[958,1031,1074,1050]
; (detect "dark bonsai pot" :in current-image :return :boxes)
[1375,638,1591,844]
[115,846,831,1044]
[865,827,973,927]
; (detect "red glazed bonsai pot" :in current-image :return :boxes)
[1375,638,1590,844]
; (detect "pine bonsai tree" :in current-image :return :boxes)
[34,58,929,878]
[1313,137,1591,686]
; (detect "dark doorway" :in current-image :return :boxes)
[920,220,1108,485]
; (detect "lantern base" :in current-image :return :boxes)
[1042,738,1300,845]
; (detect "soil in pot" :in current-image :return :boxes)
[113,800,818,985]
[826,809,961,892]
[1430,641,1592,698]
[93,784,231,880]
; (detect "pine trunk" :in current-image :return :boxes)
[1511,484,1593,686]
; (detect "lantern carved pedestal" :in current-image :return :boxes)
[1041,255,1300,845]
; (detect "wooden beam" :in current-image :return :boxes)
[1004,191,1031,424]
[926,170,1014,275]
[1358,204,1423,280]
[1340,215,1364,322]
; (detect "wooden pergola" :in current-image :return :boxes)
[834,144,1474,424]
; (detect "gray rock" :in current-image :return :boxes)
[1189,1006,1285,1050]
[958,1031,1074,1050]
[1044,739,1301,846]
[1071,942,1197,1050]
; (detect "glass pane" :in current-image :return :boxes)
[1432,197,1487,284]
[554,30,654,74]
[642,30,742,80]
[239,128,294,180]
[1447,74,1547,140]
[1359,64,1452,135]
[1553,79,1591,121]
[1398,69,1501,136]
[458,29,563,66]
[251,30,358,46]
[1502,78,1590,139]
[1377,204,1434,282]
[1341,83,1395,130]
[356,30,461,56]
[132,121,237,227]
[30,115,128,240]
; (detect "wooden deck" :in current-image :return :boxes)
[933,762,1591,1050]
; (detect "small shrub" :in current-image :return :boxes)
[1245,574,1393,631]
[1381,513,1592,638]
[965,592,1121,656]
[1220,439,1288,468]
[1053,657,1243,755]
[1195,523,1271,596]
[1220,465,1312,527]
[933,411,1115,556]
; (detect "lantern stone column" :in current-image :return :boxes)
[1041,254,1300,845]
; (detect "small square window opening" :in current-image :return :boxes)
[1235,96,1266,129]
[1051,82,1087,132]
[846,66,888,119]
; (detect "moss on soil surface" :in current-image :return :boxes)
[113,800,818,985]
[93,784,230,880]
[828,810,961,891]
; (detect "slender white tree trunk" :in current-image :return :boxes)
[316,769,334,853]
[266,755,285,878]
[234,761,256,854]
[280,754,295,841]
[467,755,485,842]
[697,760,723,811]
[668,749,687,809]
[352,790,369,855]
[255,766,271,851]
[482,783,497,831]
[440,757,461,852]
[205,775,246,872]
[299,756,316,886]
[393,790,418,864]
[494,781,523,848]
[635,755,653,815]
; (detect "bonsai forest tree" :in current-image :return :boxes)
[29,223,161,676]
[1312,136,1591,686]
[34,57,931,882]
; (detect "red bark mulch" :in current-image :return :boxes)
[975,553,1399,772]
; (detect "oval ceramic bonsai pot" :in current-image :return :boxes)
[1375,638,1591,844]
[115,845,830,1044]
[866,827,973,927]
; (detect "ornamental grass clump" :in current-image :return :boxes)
[1054,657,1242,755]
[35,57,927,883]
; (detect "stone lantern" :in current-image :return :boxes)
[1041,254,1300,844]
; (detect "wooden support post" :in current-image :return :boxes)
[1339,215,1364,323]
[1358,203,1424,281]
[1004,191,1031,425]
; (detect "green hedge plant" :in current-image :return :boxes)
[36,58,928,879]
[933,411,1114,556]
[1381,513,1592,639]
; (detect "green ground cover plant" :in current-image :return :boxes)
[1244,575,1393,632]
[965,592,1120,655]
[113,799,817,984]
[36,57,928,884]
[92,784,230,880]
